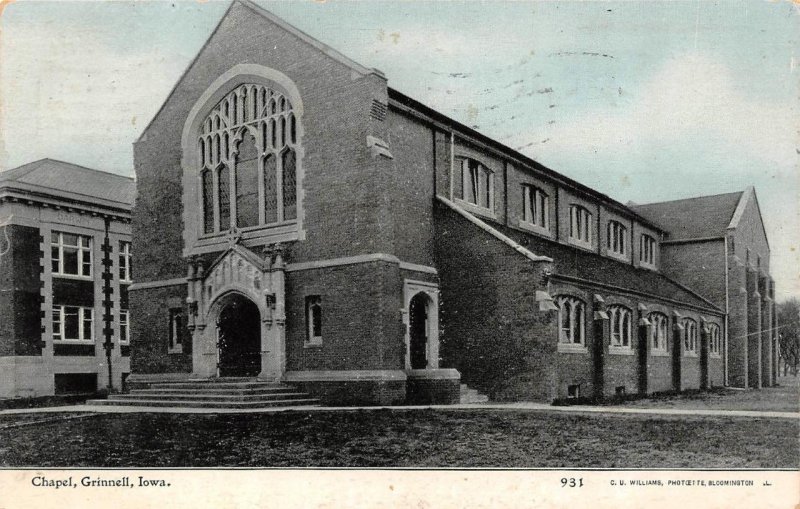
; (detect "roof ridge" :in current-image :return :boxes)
[40,158,135,180]
[632,190,744,208]
[0,158,48,179]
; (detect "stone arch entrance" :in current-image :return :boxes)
[403,280,440,370]
[215,293,261,377]
[409,292,432,369]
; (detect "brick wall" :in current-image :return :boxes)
[130,285,191,374]
[3,225,43,357]
[434,201,557,402]
[284,260,404,372]
[661,239,727,307]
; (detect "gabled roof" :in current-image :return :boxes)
[630,190,744,241]
[0,158,135,208]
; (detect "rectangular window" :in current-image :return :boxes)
[569,206,592,245]
[640,234,656,266]
[119,309,130,344]
[52,305,93,342]
[522,185,549,230]
[305,296,322,346]
[51,231,92,277]
[119,241,132,283]
[168,308,184,353]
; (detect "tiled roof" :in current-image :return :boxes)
[0,159,135,207]
[630,191,743,240]
[491,222,721,313]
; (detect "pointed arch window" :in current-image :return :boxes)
[708,323,721,357]
[649,312,668,354]
[683,318,698,356]
[198,83,300,235]
[608,305,632,350]
[556,296,586,351]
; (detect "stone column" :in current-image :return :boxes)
[746,268,762,389]
[727,258,748,388]
[760,275,773,388]
[259,245,286,381]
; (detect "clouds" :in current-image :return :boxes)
[0,21,186,175]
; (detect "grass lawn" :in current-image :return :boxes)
[0,409,797,468]
[619,377,800,413]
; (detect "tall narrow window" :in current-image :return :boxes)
[218,165,231,231]
[263,154,278,224]
[235,132,259,228]
[460,158,493,211]
[640,234,656,265]
[119,309,130,344]
[51,232,92,277]
[569,205,592,245]
[608,305,632,349]
[683,318,698,355]
[522,185,549,229]
[118,241,132,283]
[305,296,322,345]
[708,323,721,357]
[607,220,627,256]
[556,296,586,347]
[282,148,297,221]
[168,308,184,353]
[202,170,214,234]
[649,313,668,353]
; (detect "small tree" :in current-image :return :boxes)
[777,298,799,376]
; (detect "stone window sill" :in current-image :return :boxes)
[683,352,698,358]
[517,219,552,238]
[567,237,594,252]
[558,343,588,354]
[650,349,670,357]
[53,340,95,344]
[454,198,497,222]
[608,346,634,356]
[606,250,629,263]
[303,340,323,349]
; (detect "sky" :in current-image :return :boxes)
[0,0,798,299]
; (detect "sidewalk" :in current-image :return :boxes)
[1,402,798,419]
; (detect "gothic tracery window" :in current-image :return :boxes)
[199,84,299,234]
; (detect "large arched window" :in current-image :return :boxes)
[608,305,632,349]
[198,84,299,234]
[649,312,668,353]
[556,296,586,347]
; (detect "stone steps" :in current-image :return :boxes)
[86,379,321,410]
[459,384,489,404]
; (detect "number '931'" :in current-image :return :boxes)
[561,478,584,488]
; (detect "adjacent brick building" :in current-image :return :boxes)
[129,0,744,404]
[0,159,134,398]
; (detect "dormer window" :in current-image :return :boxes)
[607,220,627,257]
[640,234,656,266]
[569,205,592,246]
[460,158,494,211]
[522,185,549,230]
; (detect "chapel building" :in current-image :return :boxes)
[128,0,769,405]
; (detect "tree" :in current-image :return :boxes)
[777,298,799,376]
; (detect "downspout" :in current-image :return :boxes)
[449,131,455,201]
[723,236,729,386]
[102,216,114,392]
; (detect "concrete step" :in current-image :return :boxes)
[459,384,489,404]
[115,392,310,402]
[131,386,298,396]
[150,381,287,390]
[86,398,320,409]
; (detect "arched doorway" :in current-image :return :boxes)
[409,293,431,370]
[216,293,261,377]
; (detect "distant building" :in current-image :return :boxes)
[632,188,777,389]
[126,0,746,406]
[0,159,134,398]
